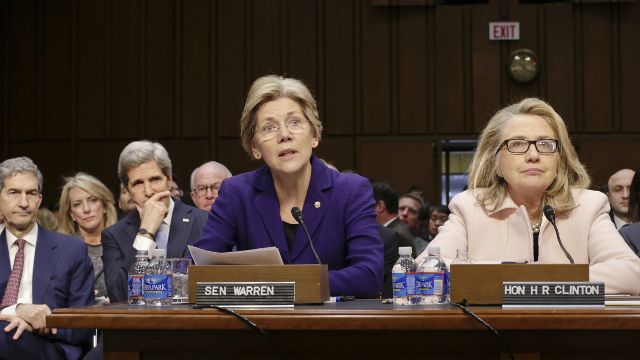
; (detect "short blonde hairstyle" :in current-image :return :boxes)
[240,75,323,159]
[59,173,118,237]
[467,98,591,213]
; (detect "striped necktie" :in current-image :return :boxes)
[1,238,26,308]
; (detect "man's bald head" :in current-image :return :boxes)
[607,168,635,219]
[190,161,232,211]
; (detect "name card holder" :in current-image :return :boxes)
[502,281,605,308]
[196,282,295,307]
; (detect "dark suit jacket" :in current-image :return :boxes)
[195,155,383,298]
[387,217,417,257]
[0,226,95,360]
[619,222,640,258]
[378,224,400,298]
[102,200,207,302]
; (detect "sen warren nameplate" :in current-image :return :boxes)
[503,281,604,308]
[196,282,295,306]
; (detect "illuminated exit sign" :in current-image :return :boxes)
[489,22,520,41]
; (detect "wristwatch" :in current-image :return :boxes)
[138,228,155,239]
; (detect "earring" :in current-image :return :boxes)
[254,152,262,159]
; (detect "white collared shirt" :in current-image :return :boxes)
[383,216,399,228]
[133,198,174,252]
[613,213,630,230]
[1,224,38,315]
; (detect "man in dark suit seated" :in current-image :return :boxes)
[0,157,94,360]
[102,141,208,303]
[378,224,400,298]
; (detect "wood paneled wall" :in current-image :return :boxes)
[2,0,640,205]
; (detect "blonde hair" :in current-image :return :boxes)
[467,98,591,213]
[240,75,323,159]
[59,173,118,236]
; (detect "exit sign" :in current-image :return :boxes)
[489,22,520,41]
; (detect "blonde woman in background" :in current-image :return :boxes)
[59,173,118,303]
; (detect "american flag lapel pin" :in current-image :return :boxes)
[183,218,189,222]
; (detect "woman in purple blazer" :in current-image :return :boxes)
[195,75,383,298]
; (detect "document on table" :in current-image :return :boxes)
[188,245,284,266]
[604,295,640,306]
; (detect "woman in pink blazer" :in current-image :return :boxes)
[418,98,640,295]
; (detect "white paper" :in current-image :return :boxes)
[188,245,284,266]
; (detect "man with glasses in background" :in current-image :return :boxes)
[189,161,232,211]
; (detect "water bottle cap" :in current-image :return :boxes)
[151,248,166,257]
[398,247,412,256]
[428,246,440,256]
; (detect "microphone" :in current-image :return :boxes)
[291,207,322,264]
[543,205,574,264]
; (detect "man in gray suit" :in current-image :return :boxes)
[102,141,207,302]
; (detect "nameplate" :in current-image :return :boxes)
[196,282,295,307]
[502,281,605,308]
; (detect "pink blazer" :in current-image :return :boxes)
[417,189,640,295]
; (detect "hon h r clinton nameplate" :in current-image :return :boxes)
[502,281,604,308]
[196,282,295,307]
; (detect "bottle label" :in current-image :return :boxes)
[143,274,173,299]
[128,275,144,297]
[415,272,444,296]
[392,272,417,298]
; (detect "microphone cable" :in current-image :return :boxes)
[291,207,322,264]
[451,301,515,360]
[192,304,288,360]
[543,204,574,264]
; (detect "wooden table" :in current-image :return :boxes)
[47,300,640,360]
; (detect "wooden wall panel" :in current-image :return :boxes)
[471,5,501,132]
[619,4,640,133]
[544,4,576,132]
[315,137,355,173]
[397,7,428,134]
[77,0,106,139]
[323,0,355,135]
[252,0,283,77]
[146,0,174,139]
[581,7,613,133]
[8,0,37,141]
[434,7,464,134]
[3,0,640,207]
[358,139,436,203]
[181,0,210,139]
[216,1,246,138]
[42,0,71,140]
[361,2,392,134]
[109,0,140,139]
[75,141,130,194]
[578,138,640,188]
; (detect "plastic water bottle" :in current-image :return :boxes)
[128,250,149,305]
[416,246,449,305]
[392,246,417,305]
[144,249,173,306]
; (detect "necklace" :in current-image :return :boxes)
[530,222,540,233]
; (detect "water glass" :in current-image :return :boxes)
[168,258,191,304]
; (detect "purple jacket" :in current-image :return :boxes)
[195,155,383,298]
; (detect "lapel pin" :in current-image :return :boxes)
[314,201,321,209]
[183,218,190,222]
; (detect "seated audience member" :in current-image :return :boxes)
[378,224,400,298]
[0,157,94,359]
[195,75,383,298]
[427,204,450,241]
[117,184,135,219]
[169,179,183,200]
[36,208,59,232]
[606,168,634,229]
[417,98,640,295]
[372,182,417,257]
[189,161,232,211]
[398,193,429,256]
[59,173,118,303]
[102,141,208,302]
[619,170,640,257]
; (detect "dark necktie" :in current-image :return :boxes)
[1,238,26,308]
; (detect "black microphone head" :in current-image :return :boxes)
[291,207,304,224]
[543,204,556,223]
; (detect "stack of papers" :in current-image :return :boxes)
[188,245,284,266]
